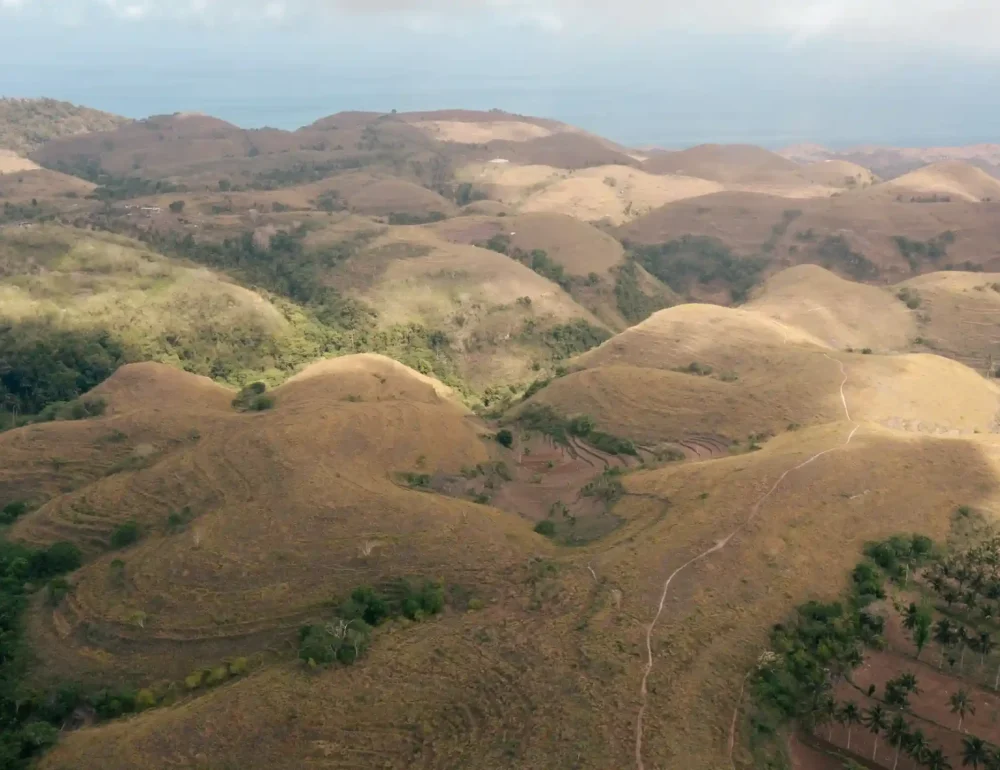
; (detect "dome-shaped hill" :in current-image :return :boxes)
[576,303,825,373]
[429,212,624,276]
[91,362,235,415]
[17,359,539,685]
[801,159,878,188]
[276,353,467,408]
[345,178,455,217]
[878,161,1000,202]
[746,264,917,350]
[642,143,800,184]
[518,165,724,223]
[518,316,1000,446]
[896,270,1000,372]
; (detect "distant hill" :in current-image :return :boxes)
[780,141,1000,180]
[0,97,130,156]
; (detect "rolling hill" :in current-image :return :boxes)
[9,102,1000,770]
[0,98,130,156]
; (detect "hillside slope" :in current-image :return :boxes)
[0,97,130,156]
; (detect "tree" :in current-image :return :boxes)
[898,672,920,695]
[925,748,952,770]
[935,618,956,668]
[906,727,929,768]
[963,736,989,769]
[979,632,993,667]
[838,701,862,751]
[496,429,513,448]
[886,714,910,770]
[863,704,888,761]
[950,689,975,732]
[913,607,933,659]
[169,200,185,213]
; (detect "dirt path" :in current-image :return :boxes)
[634,352,859,770]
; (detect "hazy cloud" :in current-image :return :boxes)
[3,0,997,53]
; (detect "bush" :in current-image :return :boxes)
[168,200,185,213]
[0,500,29,524]
[340,585,390,627]
[32,541,82,575]
[399,579,445,621]
[232,383,275,412]
[534,520,556,537]
[496,429,513,448]
[110,520,140,549]
[633,236,769,303]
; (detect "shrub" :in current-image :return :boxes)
[496,429,513,448]
[399,579,445,620]
[168,200,185,213]
[32,541,82,575]
[232,382,274,412]
[228,657,250,676]
[136,688,158,710]
[534,520,556,537]
[184,671,205,690]
[861,348,873,355]
[340,586,390,627]
[204,666,230,686]
[0,500,30,524]
[110,520,140,549]
[46,576,70,605]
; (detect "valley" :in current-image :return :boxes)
[2,102,1000,770]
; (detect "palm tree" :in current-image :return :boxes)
[958,626,971,672]
[979,632,993,667]
[950,689,976,732]
[963,735,989,769]
[886,714,910,770]
[838,701,862,751]
[899,672,921,695]
[904,603,921,631]
[926,748,953,770]
[935,619,956,668]
[815,695,837,740]
[906,727,929,768]
[986,748,1000,770]
[863,704,889,761]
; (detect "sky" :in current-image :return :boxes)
[1,0,999,148]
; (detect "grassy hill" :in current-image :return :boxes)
[0,98,129,156]
[9,104,1000,770]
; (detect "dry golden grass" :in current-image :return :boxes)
[344,227,606,387]
[0,167,95,205]
[898,270,1000,372]
[800,159,878,188]
[429,211,624,276]
[642,143,801,183]
[876,161,1000,202]
[16,355,542,688]
[746,264,916,350]
[413,119,554,143]
[0,149,41,174]
[524,286,999,444]
[34,421,1000,770]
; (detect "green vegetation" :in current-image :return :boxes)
[897,287,923,309]
[0,321,126,418]
[814,235,879,280]
[630,236,769,303]
[533,520,556,537]
[496,429,514,448]
[0,537,84,767]
[45,156,181,200]
[762,209,802,253]
[751,534,936,766]
[893,232,955,272]
[613,260,673,324]
[232,382,274,412]
[581,467,626,505]
[0,97,128,155]
[535,320,611,360]
[299,580,445,667]
[109,520,140,549]
[386,211,446,225]
[515,404,636,456]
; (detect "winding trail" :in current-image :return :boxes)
[634,352,859,770]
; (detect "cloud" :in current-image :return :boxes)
[5,0,998,54]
